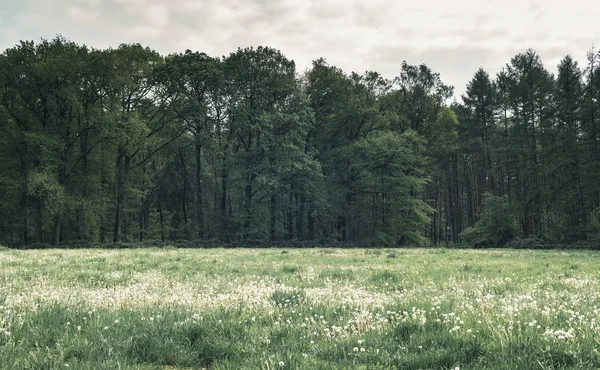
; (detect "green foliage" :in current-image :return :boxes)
[26,170,64,216]
[589,207,600,241]
[1,37,600,248]
[460,193,517,247]
[505,238,548,249]
[458,225,483,245]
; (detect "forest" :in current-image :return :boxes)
[1,36,599,248]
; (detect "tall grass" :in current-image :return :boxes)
[0,247,599,369]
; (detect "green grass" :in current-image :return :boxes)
[1,247,600,369]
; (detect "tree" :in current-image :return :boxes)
[551,55,586,240]
[505,50,555,238]
[3,37,600,247]
[392,61,453,134]
[0,37,90,244]
[225,46,315,240]
[305,59,435,244]
[460,68,497,225]
[160,50,223,239]
[106,43,181,242]
[582,47,600,211]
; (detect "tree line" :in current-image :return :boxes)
[1,36,599,247]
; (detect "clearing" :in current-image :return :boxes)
[0,247,599,369]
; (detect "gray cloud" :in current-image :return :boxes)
[1,0,599,96]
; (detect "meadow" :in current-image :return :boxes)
[0,246,599,369]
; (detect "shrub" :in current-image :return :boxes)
[459,193,517,247]
[505,238,548,249]
[589,207,600,242]
[458,226,484,245]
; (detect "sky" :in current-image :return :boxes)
[1,0,599,99]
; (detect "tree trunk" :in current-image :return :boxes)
[113,146,125,243]
[99,165,108,243]
[158,204,165,242]
[431,184,438,246]
[343,195,351,242]
[471,155,480,221]
[589,56,599,207]
[179,146,189,225]
[35,196,43,243]
[21,190,28,243]
[438,175,448,244]
[466,163,475,227]
[447,175,456,244]
[243,183,252,240]
[78,201,86,241]
[307,204,315,240]
[523,178,531,238]
[139,196,144,242]
[270,194,277,241]
[287,188,294,240]
[20,165,28,243]
[504,108,512,201]
[100,212,106,243]
[221,167,228,235]
[453,155,463,238]
[123,212,129,242]
[213,178,218,224]
[296,194,304,240]
[53,211,62,246]
[195,136,204,239]
[381,192,386,237]
[79,128,89,241]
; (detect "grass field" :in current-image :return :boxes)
[1,246,599,369]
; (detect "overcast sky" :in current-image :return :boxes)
[1,0,598,98]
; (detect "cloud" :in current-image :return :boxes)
[66,7,98,22]
[1,0,599,97]
[145,4,169,27]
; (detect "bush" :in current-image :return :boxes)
[458,225,483,245]
[505,238,548,249]
[459,193,518,248]
[589,207,600,242]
